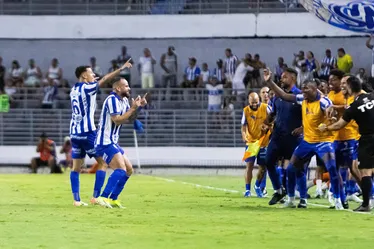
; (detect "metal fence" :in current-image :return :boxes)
[0,109,243,147]
[0,0,304,15]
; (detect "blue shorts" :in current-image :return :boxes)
[208,104,221,112]
[334,139,358,168]
[293,140,335,162]
[71,132,97,159]
[95,143,124,165]
[245,147,267,165]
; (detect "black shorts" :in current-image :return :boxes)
[358,136,374,169]
[35,157,49,167]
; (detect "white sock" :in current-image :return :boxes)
[321,182,328,191]
[288,196,295,202]
[316,179,322,193]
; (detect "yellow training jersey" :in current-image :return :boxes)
[328,90,347,141]
[340,94,362,141]
[296,94,335,143]
[241,103,270,143]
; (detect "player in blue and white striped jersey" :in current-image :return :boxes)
[69,59,132,207]
[95,78,147,208]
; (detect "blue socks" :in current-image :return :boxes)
[346,179,357,195]
[93,170,106,198]
[101,169,126,198]
[260,173,267,191]
[286,163,297,197]
[110,174,130,200]
[296,168,307,199]
[70,171,80,201]
[326,159,340,199]
[339,168,348,202]
[245,184,250,191]
[267,164,281,191]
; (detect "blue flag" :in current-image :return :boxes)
[299,0,374,33]
[133,119,144,133]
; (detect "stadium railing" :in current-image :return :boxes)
[0,0,305,15]
[9,87,248,110]
[0,108,242,147]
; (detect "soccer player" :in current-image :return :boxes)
[263,68,303,205]
[95,79,147,208]
[264,70,343,209]
[241,92,271,197]
[69,59,132,207]
[319,76,374,212]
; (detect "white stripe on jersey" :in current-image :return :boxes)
[225,55,238,75]
[96,93,130,146]
[69,82,98,135]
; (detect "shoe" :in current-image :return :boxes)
[109,199,126,209]
[346,194,363,203]
[353,204,371,212]
[342,201,349,209]
[244,190,251,198]
[297,199,307,208]
[334,198,344,210]
[262,189,268,197]
[315,194,321,199]
[73,201,88,207]
[283,200,296,208]
[269,190,286,205]
[97,197,113,208]
[254,186,263,198]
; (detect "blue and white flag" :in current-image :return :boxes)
[299,0,374,33]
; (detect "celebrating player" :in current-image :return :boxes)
[265,69,343,209]
[95,79,147,208]
[69,59,132,207]
[319,76,374,212]
[241,92,271,197]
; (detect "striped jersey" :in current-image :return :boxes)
[96,92,130,146]
[224,55,238,75]
[69,82,99,135]
[320,56,336,76]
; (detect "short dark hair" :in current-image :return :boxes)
[285,67,298,77]
[347,76,362,93]
[313,78,322,87]
[40,132,47,139]
[338,48,346,54]
[225,48,232,53]
[330,69,345,80]
[75,65,90,79]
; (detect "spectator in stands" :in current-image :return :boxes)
[365,35,374,77]
[232,58,253,98]
[109,59,119,73]
[138,48,156,89]
[0,57,5,91]
[206,75,223,112]
[117,46,132,85]
[305,51,320,78]
[221,96,235,132]
[160,46,178,89]
[24,59,42,87]
[337,48,353,73]
[8,60,24,87]
[297,63,312,87]
[292,50,306,75]
[182,57,200,88]
[41,78,58,109]
[224,48,238,87]
[45,58,63,86]
[30,133,60,174]
[90,57,103,79]
[274,57,285,83]
[318,79,330,95]
[320,49,336,81]
[356,68,368,84]
[199,62,211,87]
[251,54,266,88]
[59,136,72,171]
[213,59,225,84]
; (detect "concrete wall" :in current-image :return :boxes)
[0,37,370,85]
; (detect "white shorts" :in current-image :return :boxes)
[232,80,245,95]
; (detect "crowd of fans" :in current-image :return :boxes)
[1,41,374,116]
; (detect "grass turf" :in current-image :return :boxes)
[0,174,373,249]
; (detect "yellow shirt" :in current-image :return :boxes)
[340,95,361,141]
[328,90,348,141]
[241,103,269,143]
[337,54,353,73]
[297,94,335,143]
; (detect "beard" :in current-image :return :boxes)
[249,105,259,111]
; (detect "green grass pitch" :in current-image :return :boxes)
[0,174,373,249]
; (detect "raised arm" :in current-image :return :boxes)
[98,59,132,88]
[263,69,296,103]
